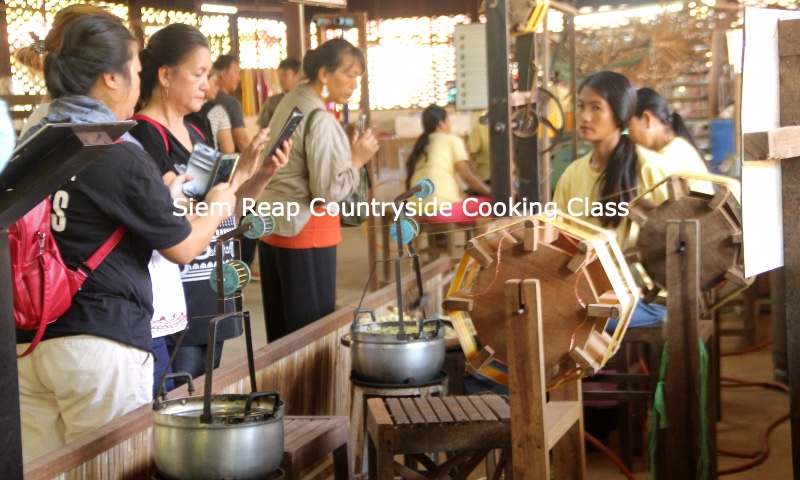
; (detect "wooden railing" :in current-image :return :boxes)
[23,258,453,480]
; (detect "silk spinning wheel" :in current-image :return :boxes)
[625,173,752,312]
[444,213,639,389]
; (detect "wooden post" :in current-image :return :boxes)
[506,279,548,479]
[0,230,23,479]
[550,380,587,480]
[486,0,514,206]
[778,19,800,477]
[506,279,585,480]
[0,2,12,78]
[282,2,306,61]
[657,220,717,480]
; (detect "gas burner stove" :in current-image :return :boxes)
[349,369,448,389]
[152,467,285,480]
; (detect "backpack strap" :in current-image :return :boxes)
[187,122,206,141]
[131,114,169,154]
[18,321,47,358]
[303,108,324,153]
[81,226,127,272]
[84,137,128,271]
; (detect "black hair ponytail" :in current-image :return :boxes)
[43,15,134,99]
[669,110,703,157]
[600,134,638,227]
[635,87,703,157]
[405,105,448,188]
[580,71,638,228]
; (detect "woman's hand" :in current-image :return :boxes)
[204,181,238,219]
[351,129,379,169]
[167,173,194,200]
[257,139,291,182]
[233,128,270,186]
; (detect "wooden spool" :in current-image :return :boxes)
[444,213,639,388]
[628,174,751,311]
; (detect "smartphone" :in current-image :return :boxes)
[182,142,222,200]
[265,107,304,159]
[356,110,367,134]
[212,153,240,187]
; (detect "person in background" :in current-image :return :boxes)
[553,71,669,331]
[258,38,378,342]
[406,105,491,223]
[466,118,490,183]
[257,57,302,129]
[14,4,120,139]
[213,54,248,153]
[213,54,261,265]
[628,87,713,193]
[16,14,237,461]
[186,68,234,154]
[131,24,290,383]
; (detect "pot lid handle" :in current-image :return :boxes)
[244,391,281,417]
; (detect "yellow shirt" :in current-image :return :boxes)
[656,137,714,194]
[552,145,669,248]
[409,132,469,206]
[467,123,490,181]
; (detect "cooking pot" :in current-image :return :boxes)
[347,309,445,384]
[152,304,284,480]
[152,388,284,480]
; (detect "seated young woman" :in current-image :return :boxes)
[553,71,670,331]
[628,87,714,194]
[406,105,492,224]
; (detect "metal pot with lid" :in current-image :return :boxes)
[152,228,284,480]
[343,184,447,385]
[152,378,284,480]
[347,309,446,384]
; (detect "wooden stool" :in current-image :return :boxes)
[582,324,664,469]
[350,374,448,476]
[281,416,351,480]
[366,395,512,479]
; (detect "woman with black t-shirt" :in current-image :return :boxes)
[15,14,237,462]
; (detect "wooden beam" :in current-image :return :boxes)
[506,279,548,480]
[779,19,800,127]
[743,125,800,161]
[282,2,306,61]
[779,18,800,478]
[657,220,717,480]
[0,232,23,480]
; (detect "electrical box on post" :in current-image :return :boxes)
[454,23,488,111]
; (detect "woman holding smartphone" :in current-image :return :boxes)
[257,38,379,342]
[130,23,290,383]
